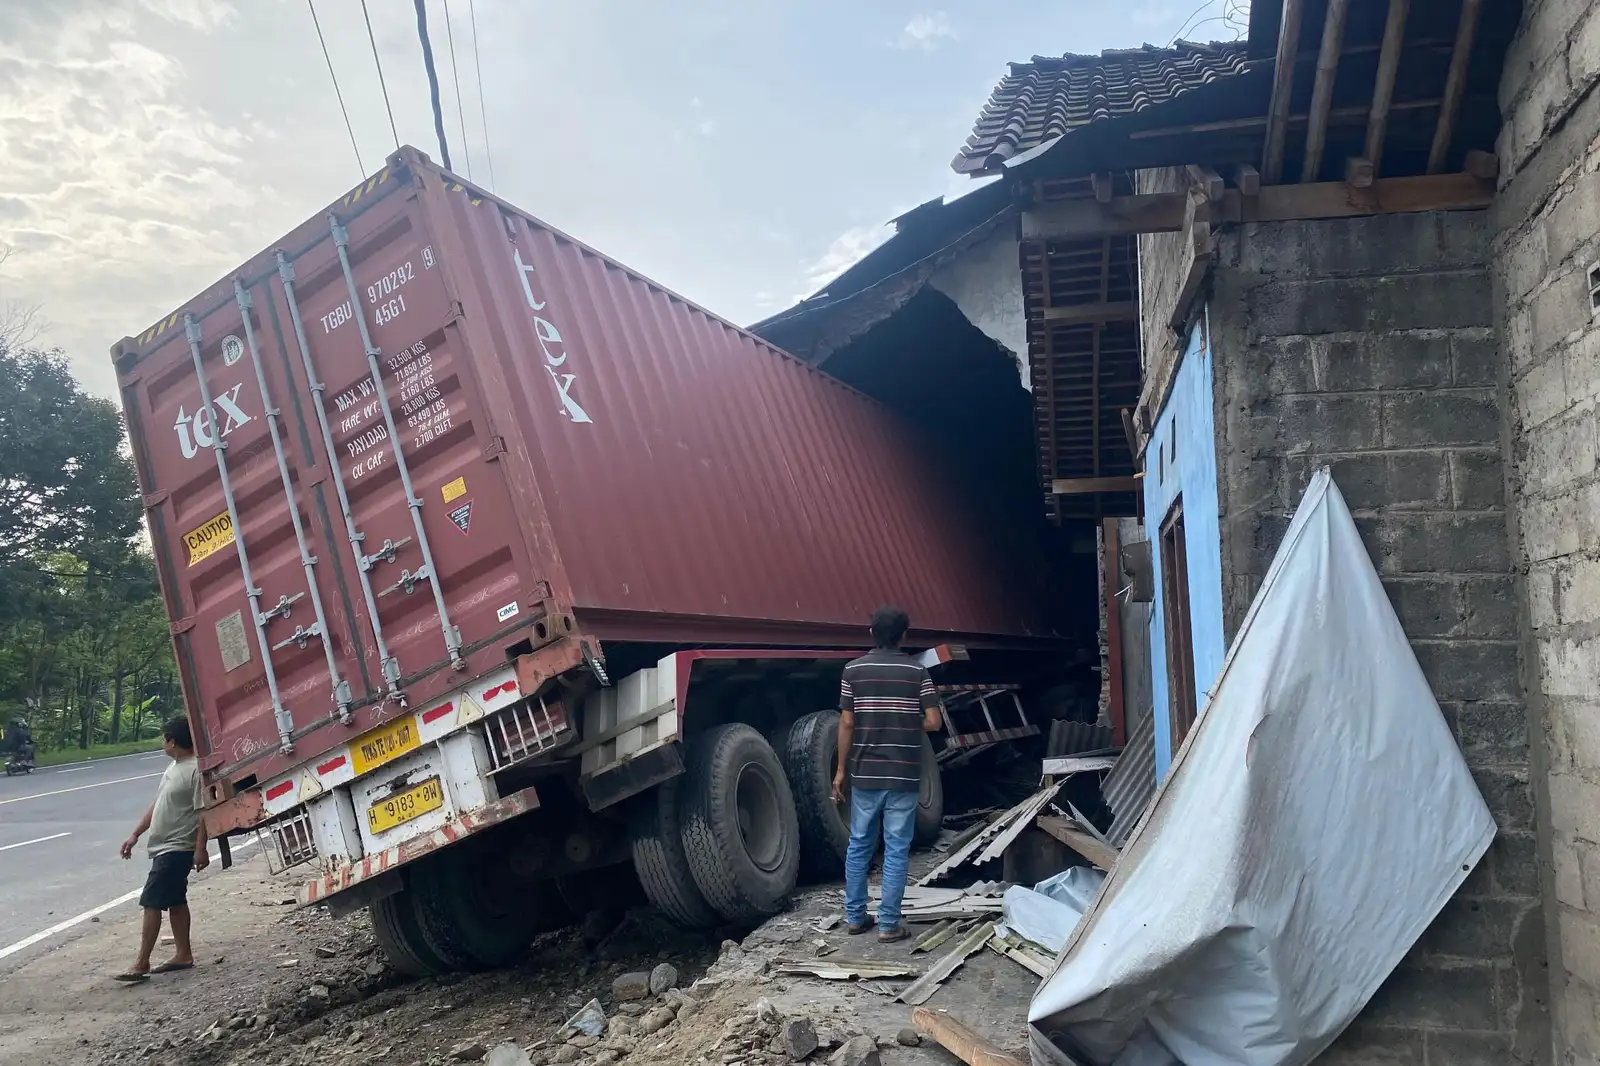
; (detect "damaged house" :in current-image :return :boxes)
[757,0,1600,1059]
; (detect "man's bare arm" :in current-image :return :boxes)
[832,710,854,802]
[121,802,155,860]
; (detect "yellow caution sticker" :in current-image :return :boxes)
[184,510,235,566]
[441,476,467,503]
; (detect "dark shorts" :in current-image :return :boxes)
[139,851,193,910]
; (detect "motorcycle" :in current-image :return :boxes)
[4,741,35,775]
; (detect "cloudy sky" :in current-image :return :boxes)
[0,0,1226,398]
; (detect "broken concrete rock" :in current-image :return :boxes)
[612,972,652,1002]
[549,1046,583,1064]
[607,1015,640,1038]
[591,1051,622,1066]
[567,1035,599,1050]
[780,1018,819,1061]
[450,1040,489,1061]
[486,1045,534,1066]
[896,1029,920,1047]
[828,1035,881,1066]
[650,962,680,994]
[639,1006,675,1035]
[616,1002,647,1017]
[562,999,607,1039]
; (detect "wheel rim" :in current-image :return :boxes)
[736,760,785,872]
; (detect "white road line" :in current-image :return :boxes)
[0,772,162,806]
[0,836,262,962]
[52,766,88,774]
[0,832,71,852]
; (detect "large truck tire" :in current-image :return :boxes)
[630,778,723,929]
[408,842,542,971]
[369,891,449,978]
[678,723,801,922]
[914,733,944,845]
[781,710,851,881]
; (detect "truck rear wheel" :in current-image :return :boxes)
[369,891,449,978]
[409,841,542,970]
[679,723,800,921]
[780,710,851,881]
[630,778,722,929]
[914,733,944,844]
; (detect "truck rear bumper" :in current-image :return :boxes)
[297,784,541,907]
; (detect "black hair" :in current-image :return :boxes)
[870,605,910,649]
[163,716,193,751]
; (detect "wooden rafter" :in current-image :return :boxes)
[1041,301,1138,324]
[1302,0,1352,182]
[1262,0,1307,183]
[1365,0,1411,174]
[1429,0,1485,173]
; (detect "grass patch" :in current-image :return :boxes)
[32,738,164,767]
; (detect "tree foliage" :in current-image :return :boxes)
[0,343,179,751]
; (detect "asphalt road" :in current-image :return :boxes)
[0,750,177,974]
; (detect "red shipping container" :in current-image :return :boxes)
[113,147,1047,793]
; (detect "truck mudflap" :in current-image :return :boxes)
[297,785,541,907]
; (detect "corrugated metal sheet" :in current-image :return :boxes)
[1046,720,1113,757]
[114,147,1052,790]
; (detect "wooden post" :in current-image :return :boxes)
[912,1008,1028,1066]
[1103,518,1126,746]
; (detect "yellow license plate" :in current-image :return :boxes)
[350,716,421,775]
[367,777,444,834]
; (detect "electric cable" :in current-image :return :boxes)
[306,0,365,176]
[361,0,401,148]
[467,0,496,189]
[442,0,474,180]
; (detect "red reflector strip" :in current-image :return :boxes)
[481,681,517,701]
[316,755,347,776]
[265,781,294,801]
[421,702,454,725]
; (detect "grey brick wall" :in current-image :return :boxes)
[1495,0,1600,1060]
[1135,166,1192,415]
[1204,211,1550,1064]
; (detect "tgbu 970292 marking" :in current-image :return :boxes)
[318,248,433,336]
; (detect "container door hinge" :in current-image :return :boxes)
[170,617,198,636]
[142,490,170,509]
[447,300,466,322]
[483,435,507,461]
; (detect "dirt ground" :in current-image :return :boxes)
[0,848,1038,1066]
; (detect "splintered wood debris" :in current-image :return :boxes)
[1035,812,1120,871]
[912,1007,1028,1066]
[772,958,920,981]
[896,921,997,1005]
[918,783,1065,886]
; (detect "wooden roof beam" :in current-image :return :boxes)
[1262,0,1307,184]
[1365,0,1410,175]
[1022,172,1491,240]
[1429,0,1485,173]
[1302,0,1352,182]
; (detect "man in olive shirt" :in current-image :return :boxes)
[115,717,208,981]
[832,606,943,942]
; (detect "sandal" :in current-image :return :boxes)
[150,962,194,974]
[112,972,151,983]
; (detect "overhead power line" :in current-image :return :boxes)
[412,0,454,170]
[467,0,496,190]
[361,0,401,149]
[442,0,474,181]
[306,0,365,177]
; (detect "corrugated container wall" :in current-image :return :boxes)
[113,147,1049,791]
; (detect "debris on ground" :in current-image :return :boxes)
[917,783,1063,886]
[912,1007,1025,1066]
[896,921,996,1005]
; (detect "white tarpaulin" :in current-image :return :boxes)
[1028,469,1496,1066]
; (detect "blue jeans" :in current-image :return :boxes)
[844,788,918,930]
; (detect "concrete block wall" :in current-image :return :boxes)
[1496,0,1600,1060]
[1205,210,1550,1064]
[1136,166,1193,410]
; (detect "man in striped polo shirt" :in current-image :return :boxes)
[833,606,943,941]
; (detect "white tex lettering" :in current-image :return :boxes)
[514,247,592,424]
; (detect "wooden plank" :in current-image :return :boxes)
[1102,518,1125,746]
[1465,148,1500,180]
[897,921,995,1005]
[1302,0,1352,182]
[1345,156,1375,189]
[1262,0,1307,183]
[1035,814,1120,871]
[1186,164,1224,202]
[912,1007,1029,1066]
[1169,200,1213,334]
[1429,0,1484,173]
[1021,193,1186,239]
[1234,163,1261,197]
[1365,0,1410,174]
[1040,301,1138,325]
[1091,171,1114,203]
[1051,476,1140,495]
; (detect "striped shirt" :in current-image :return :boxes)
[840,649,941,793]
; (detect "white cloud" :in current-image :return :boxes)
[698,118,717,137]
[0,2,273,394]
[895,12,956,52]
[799,222,892,297]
